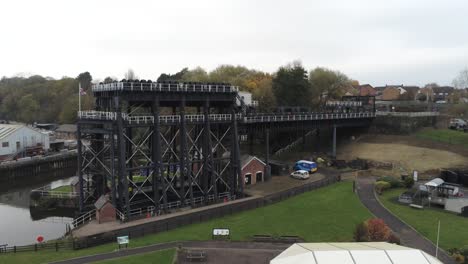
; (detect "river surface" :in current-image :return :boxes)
[0,176,75,246]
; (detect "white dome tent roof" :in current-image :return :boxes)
[270,242,442,264]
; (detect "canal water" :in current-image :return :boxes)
[0,176,75,246]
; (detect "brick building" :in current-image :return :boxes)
[241,155,266,186]
[94,195,116,224]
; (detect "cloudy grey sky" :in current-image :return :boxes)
[1,0,467,86]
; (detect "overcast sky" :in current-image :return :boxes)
[1,0,467,86]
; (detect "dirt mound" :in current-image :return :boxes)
[338,142,468,173]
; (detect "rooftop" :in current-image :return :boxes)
[0,124,22,140]
[271,242,442,264]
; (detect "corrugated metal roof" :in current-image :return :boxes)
[270,242,442,264]
[0,124,22,140]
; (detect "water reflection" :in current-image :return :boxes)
[0,177,75,246]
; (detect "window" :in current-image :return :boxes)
[2,142,9,148]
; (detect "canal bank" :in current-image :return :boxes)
[0,151,77,193]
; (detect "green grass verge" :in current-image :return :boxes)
[416,128,468,148]
[93,248,176,264]
[0,182,371,264]
[379,188,468,250]
[51,185,73,192]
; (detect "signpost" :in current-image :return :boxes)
[117,235,129,249]
[212,228,230,240]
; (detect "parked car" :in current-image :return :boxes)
[290,170,310,180]
[449,118,467,130]
[294,160,318,173]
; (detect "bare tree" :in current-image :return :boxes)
[453,68,468,88]
[124,69,138,80]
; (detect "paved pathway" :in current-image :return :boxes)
[356,176,454,264]
[50,241,289,264]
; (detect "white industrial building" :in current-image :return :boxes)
[0,124,50,159]
[270,242,442,264]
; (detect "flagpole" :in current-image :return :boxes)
[436,220,440,258]
[79,82,82,113]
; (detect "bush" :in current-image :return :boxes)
[375,181,391,194]
[367,218,391,242]
[378,176,403,188]
[452,253,465,264]
[354,222,369,242]
[403,177,415,188]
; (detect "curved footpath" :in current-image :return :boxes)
[356,176,454,264]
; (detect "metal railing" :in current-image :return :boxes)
[79,111,243,124]
[71,209,96,229]
[375,111,440,117]
[92,82,239,93]
[78,111,118,120]
[79,111,375,124]
[31,186,79,199]
[243,112,375,123]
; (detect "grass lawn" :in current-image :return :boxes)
[0,181,371,264]
[51,185,73,192]
[416,128,468,148]
[93,248,176,264]
[379,188,468,250]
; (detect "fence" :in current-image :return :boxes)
[0,240,74,254]
[72,174,339,250]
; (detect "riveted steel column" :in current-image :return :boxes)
[179,96,188,205]
[203,98,216,202]
[110,129,117,209]
[77,123,84,212]
[265,128,271,182]
[152,98,162,210]
[332,125,337,159]
[231,108,242,197]
[117,105,130,219]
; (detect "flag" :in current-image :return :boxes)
[79,87,87,96]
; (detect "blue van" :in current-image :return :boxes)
[294,160,317,173]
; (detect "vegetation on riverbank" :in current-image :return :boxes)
[0,181,371,264]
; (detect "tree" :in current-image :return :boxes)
[309,67,351,107]
[272,62,312,107]
[252,77,276,112]
[124,69,138,80]
[180,67,209,82]
[76,72,93,90]
[18,94,40,124]
[157,68,189,82]
[453,68,468,89]
[103,77,116,83]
